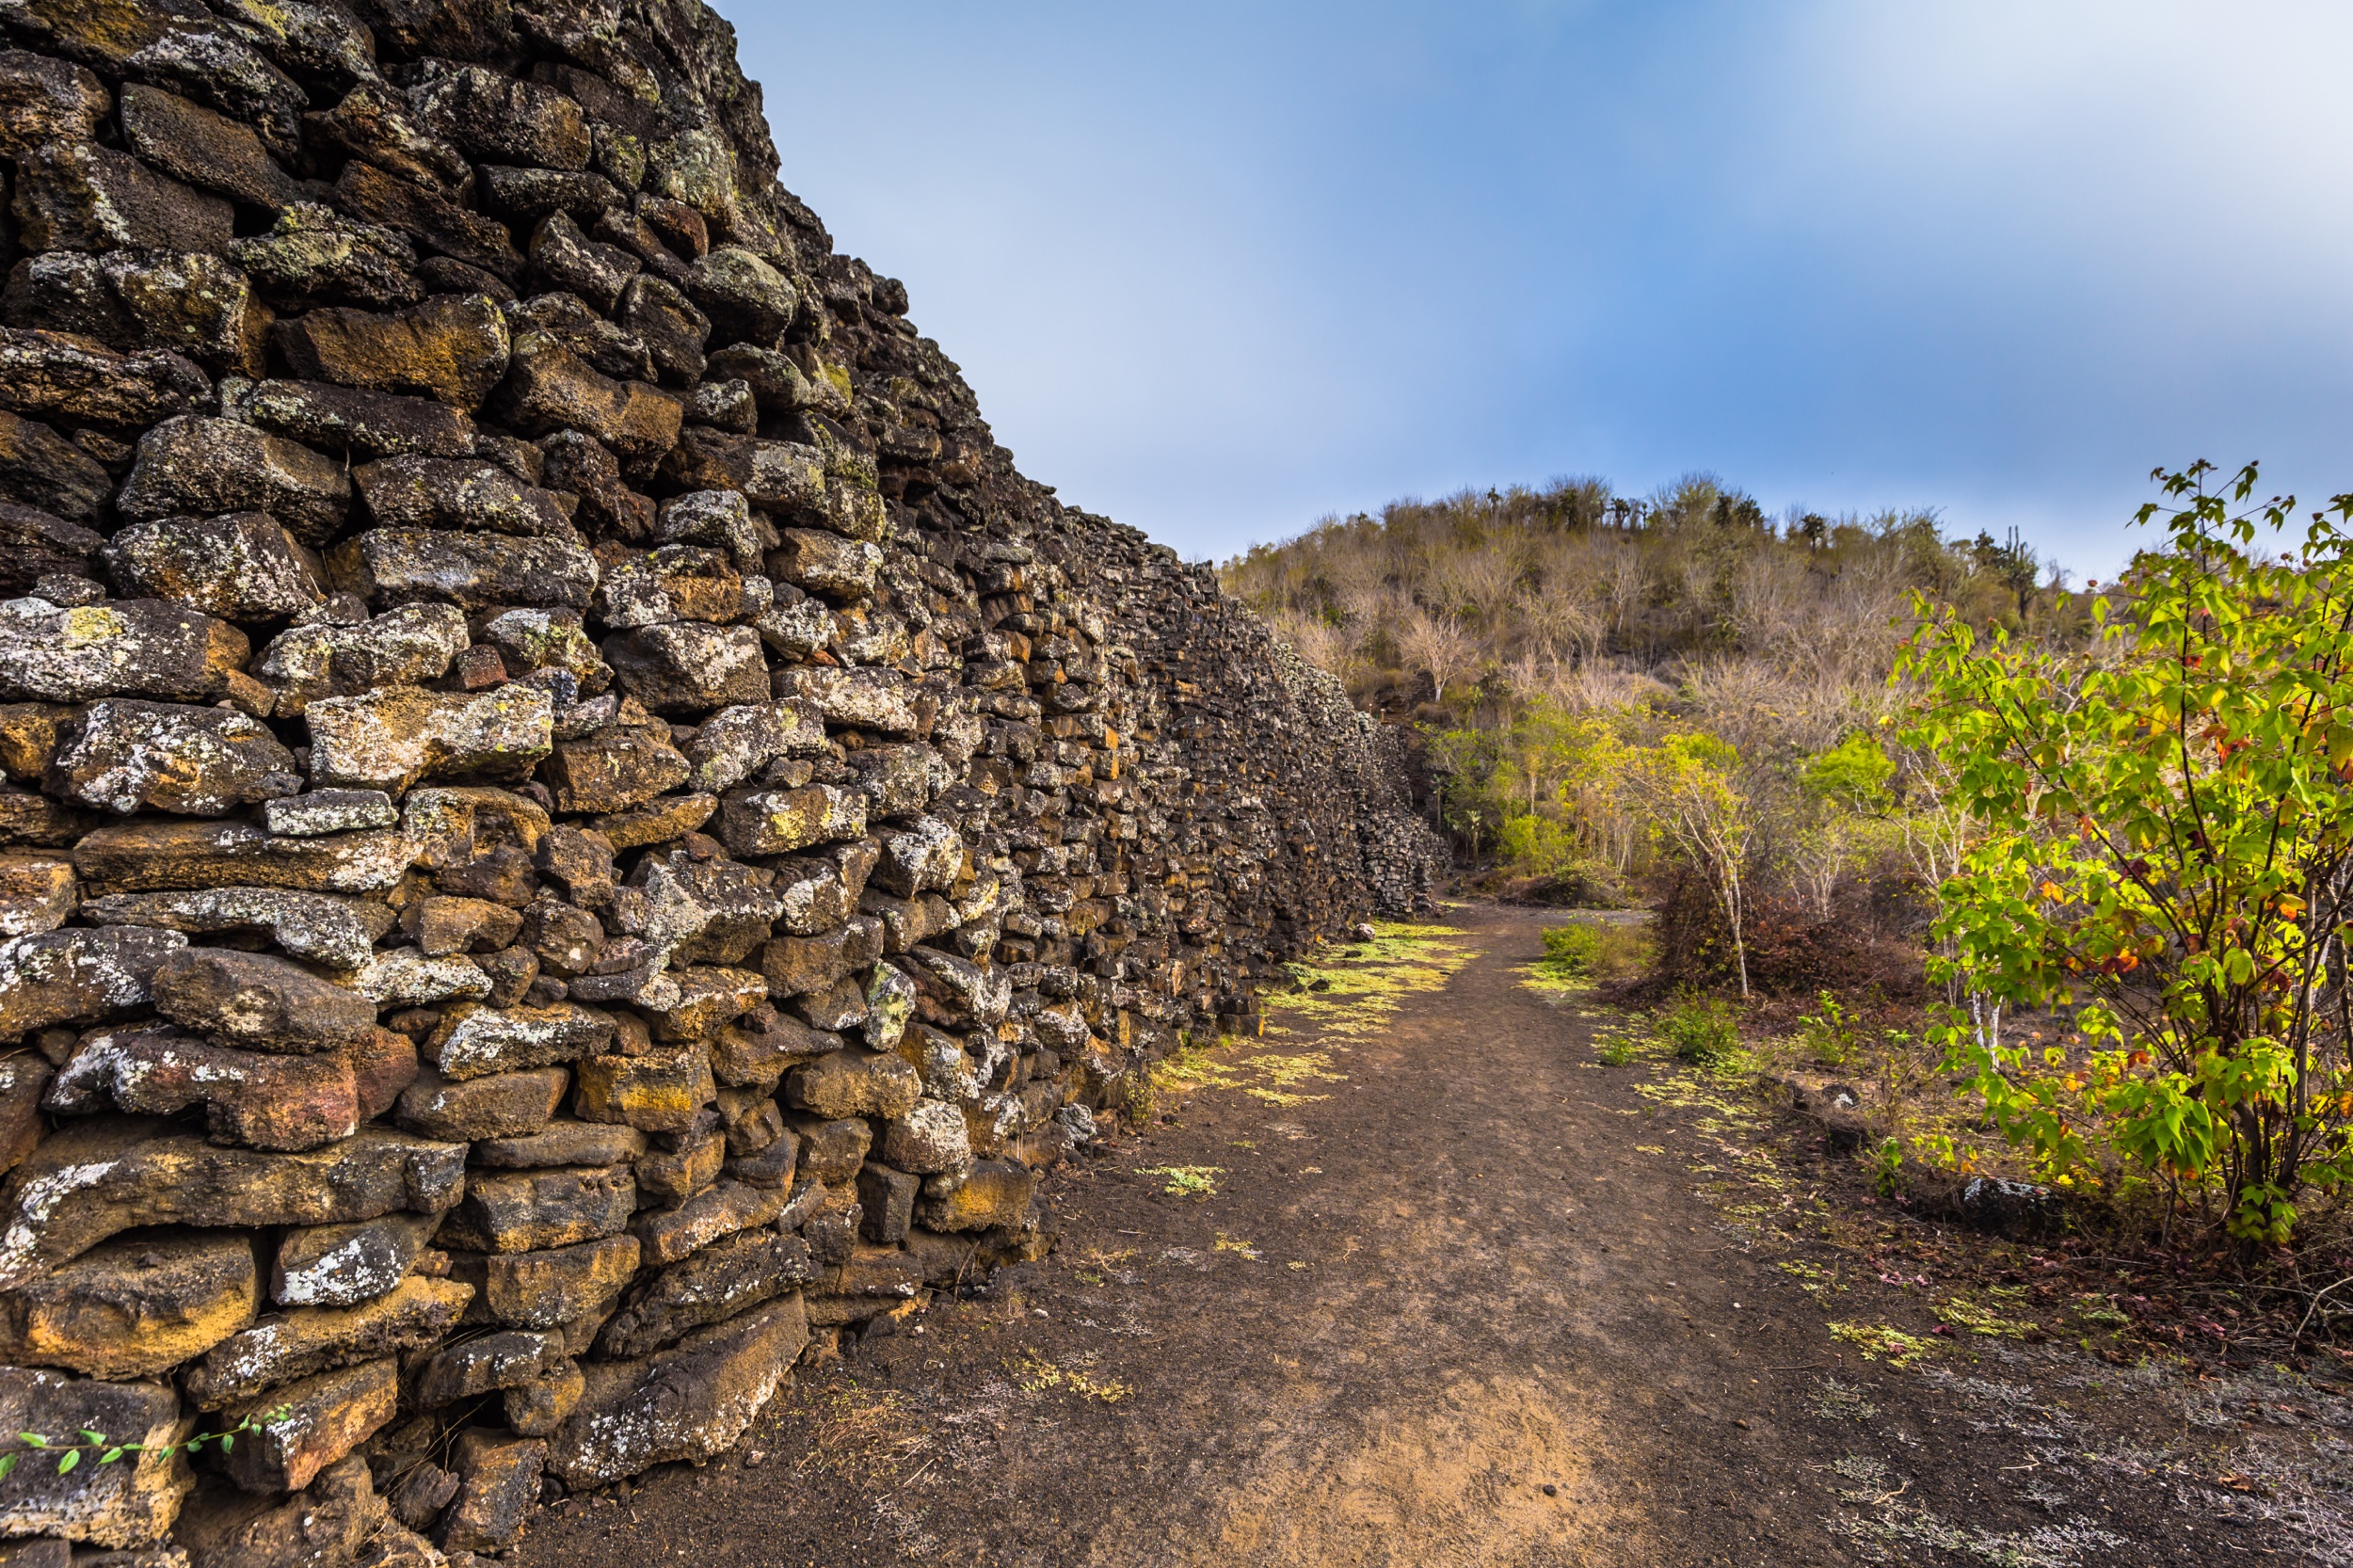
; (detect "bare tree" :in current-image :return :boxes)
[1397,609,1478,703]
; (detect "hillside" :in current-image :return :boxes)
[1220,474,2086,982]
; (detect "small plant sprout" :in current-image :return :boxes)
[0,1406,288,1479]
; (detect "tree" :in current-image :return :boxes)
[1397,609,1478,703]
[1629,730,1754,996]
[1899,462,2353,1244]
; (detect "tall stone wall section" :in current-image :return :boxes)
[0,0,1444,1560]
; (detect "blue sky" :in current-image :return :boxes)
[725,1,2353,577]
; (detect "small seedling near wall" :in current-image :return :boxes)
[0,1405,289,1478]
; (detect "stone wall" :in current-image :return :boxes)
[0,0,1444,1560]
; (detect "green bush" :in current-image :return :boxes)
[1657,993,1740,1067]
[1539,921,1651,984]
[1797,989,1860,1067]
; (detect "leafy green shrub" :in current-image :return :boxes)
[1797,989,1861,1066]
[1902,461,2353,1243]
[1657,993,1739,1066]
[1539,921,1652,984]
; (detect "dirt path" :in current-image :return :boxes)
[510,906,2346,1567]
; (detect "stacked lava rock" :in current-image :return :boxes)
[0,0,1446,1560]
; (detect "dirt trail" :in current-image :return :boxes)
[511,906,2337,1567]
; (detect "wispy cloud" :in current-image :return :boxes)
[729,1,2353,572]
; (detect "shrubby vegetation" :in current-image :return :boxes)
[1232,463,2353,1248]
[1904,463,2353,1245]
[1222,472,2079,995]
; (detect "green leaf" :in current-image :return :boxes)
[56,1449,77,1475]
[18,1432,46,1448]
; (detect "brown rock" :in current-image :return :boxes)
[630,1178,783,1267]
[467,1234,638,1328]
[0,598,246,705]
[101,513,322,621]
[785,1046,920,1122]
[117,85,304,210]
[916,1158,1038,1234]
[225,202,425,312]
[436,1433,543,1553]
[270,1213,438,1308]
[572,1045,713,1131]
[619,276,710,387]
[471,1123,646,1176]
[402,895,521,957]
[588,791,717,850]
[658,428,824,514]
[115,418,350,546]
[183,1276,472,1411]
[253,602,470,718]
[598,1230,813,1358]
[0,52,108,156]
[353,454,572,540]
[0,328,208,431]
[633,1128,722,1207]
[48,702,299,817]
[544,1297,807,1488]
[710,1010,839,1088]
[45,1023,364,1152]
[414,1329,563,1406]
[504,1359,584,1437]
[272,295,512,410]
[303,83,468,198]
[329,528,600,612]
[603,622,767,715]
[543,723,690,814]
[0,925,183,1038]
[224,378,476,462]
[330,160,523,280]
[0,506,90,600]
[0,1231,255,1381]
[0,1367,191,1547]
[529,211,640,312]
[0,708,67,784]
[305,683,553,793]
[491,331,681,461]
[642,967,766,1043]
[857,1160,919,1244]
[760,916,885,1000]
[151,949,375,1055]
[0,788,85,850]
[785,1117,872,1185]
[591,544,745,628]
[12,142,232,254]
[409,65,589,171]
[72,821,416,897]
[0,1120,465,1290]
[225,1357,398,1494]
[423,1001,614,1080]
[173,1451,385,1568]
[682,248,799,344]
[716,783,868,857]
[1,249,264,376]
[440,1163,635,1256]
[0,852,77,936]
[0,409,111,523]
[394,1065,566,1142]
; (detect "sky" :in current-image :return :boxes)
[722,1,2353,578]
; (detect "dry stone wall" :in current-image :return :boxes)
[0,0,1442,1560]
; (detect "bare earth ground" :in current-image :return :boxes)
[509,905,2353,1568]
